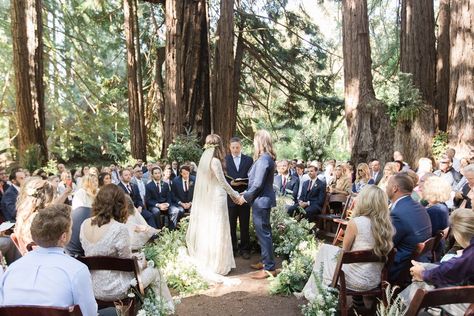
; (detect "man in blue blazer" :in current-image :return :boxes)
[274,160,299,203]
[171,165,195,214]
[145,167,182,229]
[0,169,26,222]
[240,130,277,279]
[386,173,432,283]
[225,137,253,259]
[288,165,325,221]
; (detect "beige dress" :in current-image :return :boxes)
[300,216,382,300]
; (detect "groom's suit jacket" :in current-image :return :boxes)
[225,153,253,207]
[243,153,276,209]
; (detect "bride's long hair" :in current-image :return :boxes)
[205,134,226,169]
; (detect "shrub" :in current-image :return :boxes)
[166,134,203,164]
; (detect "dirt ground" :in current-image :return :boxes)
[175,253,304,316]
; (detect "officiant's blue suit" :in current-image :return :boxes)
[243,152,276,271]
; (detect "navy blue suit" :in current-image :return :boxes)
[288,178,325,221]
[390,195,432,282]
[274,174,299,202]
[243,153,276,271]
[118,182,157,228]
[225,153,253,252]
[0,185,18,222]
[171,176,195,208]
[0,182,10,203]
[145,180,182,229]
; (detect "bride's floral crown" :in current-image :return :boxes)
[203,143,218,150]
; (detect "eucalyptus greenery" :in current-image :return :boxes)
[300,266,338,316]
[166,134,203,165]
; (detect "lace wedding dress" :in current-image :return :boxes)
[186,148,241,278]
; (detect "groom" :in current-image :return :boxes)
[237,130,277,279]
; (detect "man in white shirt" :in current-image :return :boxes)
[0,204,97,316]
[370,159,383,185]
[131,165,146,204]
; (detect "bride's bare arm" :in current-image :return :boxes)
[211,158,240,200]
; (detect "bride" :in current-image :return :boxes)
[186,134,243,276]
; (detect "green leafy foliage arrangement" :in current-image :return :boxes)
[431,131,450,159]
[300,266,339,316]
[166,134,203,165]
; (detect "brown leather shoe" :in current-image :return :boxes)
[250,262,264,270]
[251,269,277,279]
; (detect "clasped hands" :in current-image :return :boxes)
[232,193,246,205]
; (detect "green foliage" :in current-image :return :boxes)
[42,159,59,175]
[166,134,203,164]
[143,219,208,296]
[432,131,450,159]
[300,266,339,316]
[23,144,43,173]
[375,285,407,316]
[381,73,426,125]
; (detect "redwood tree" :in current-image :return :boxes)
[394,0,436,166]
[448,0,474,154]
[163,0,211,156]
[343,0,393,164]
[124,0,147,159]
[11,0,48,165]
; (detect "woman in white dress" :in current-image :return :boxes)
[72,174,98,210]
[80,184,173,311]
[186,134,242,276]
[298,185,394,300]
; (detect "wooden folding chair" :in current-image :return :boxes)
[76,256,144,311]
[0,305,82,316]
[395,236,437,288]
[331,198,355,245]
[317,195,351,241]
[330,249,396,316]
[405,286,474,316]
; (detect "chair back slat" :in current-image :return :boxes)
[0,305,82,316]
[405,286,474,316]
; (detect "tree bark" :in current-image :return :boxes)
[11,0,48,165]
[343,0,393,165]
[212,0,235,146]
[395,0,436,166]
[435,0,450,132]
[447,0,474,154]
[124,0,147,159]
[163,0,211,156]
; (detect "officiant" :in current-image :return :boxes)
[225,137,253,259]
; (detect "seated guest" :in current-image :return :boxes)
[416,157,433,179]
[98,172,112,188]
[422,176,451,260]
[386,173,432,282]
[401,208,474,315]
[11,177,55,255]
[131,165,146,205]
[0,204,97,316]
[65,206,92,257]
[145,167,182,229]
[72,174,98,210]
[162,168,173,191]
[434,154,462,188]
[0,168,9,202]
[288,165,325,221]
[370,159,383,185]
[125,196,159,250]
[454,164,474,209]
[295,163,306,199]
[352,163,374,194]
[393,151,410,171]
[57,171,75,205]
[117,169,144,211]
[328,164,351,213]
[171,165,195,215]
[0,168,26,222]
[378,162,398,192]
[402,170,421,201]
[298,185,394,300]
[80,184,173,311]
[274,159,299,202]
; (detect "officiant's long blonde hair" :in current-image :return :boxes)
[253,130,276,161]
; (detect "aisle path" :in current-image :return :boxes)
[175,254,303,316]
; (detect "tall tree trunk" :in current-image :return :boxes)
[343,0,393,165]
[212,0,235,146]
[435,0,450,132]
[395,0,436,166]
[448,0,474,154]
[232,11,245,138]
[124,0,147,159]
[11,0,48,165]
[163,0,211,156]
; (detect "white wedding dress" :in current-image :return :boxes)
[186,148,240,278]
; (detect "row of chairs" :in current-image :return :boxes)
[0,256,145,316]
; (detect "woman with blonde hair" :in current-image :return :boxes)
[298,185,394,300]
[186,134,241,278]
[378,162,399,191]
[71,174,99,210]
[11,177,55,255]
[352,163,374,193]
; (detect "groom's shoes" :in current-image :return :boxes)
[250,262,264,270]
[251,269,277,279]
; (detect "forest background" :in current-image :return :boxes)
[0,0,472,170]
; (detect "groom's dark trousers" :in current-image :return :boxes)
[243,152,276,271]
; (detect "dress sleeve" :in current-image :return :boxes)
[211,158,240,199]
[115,225,133,259]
